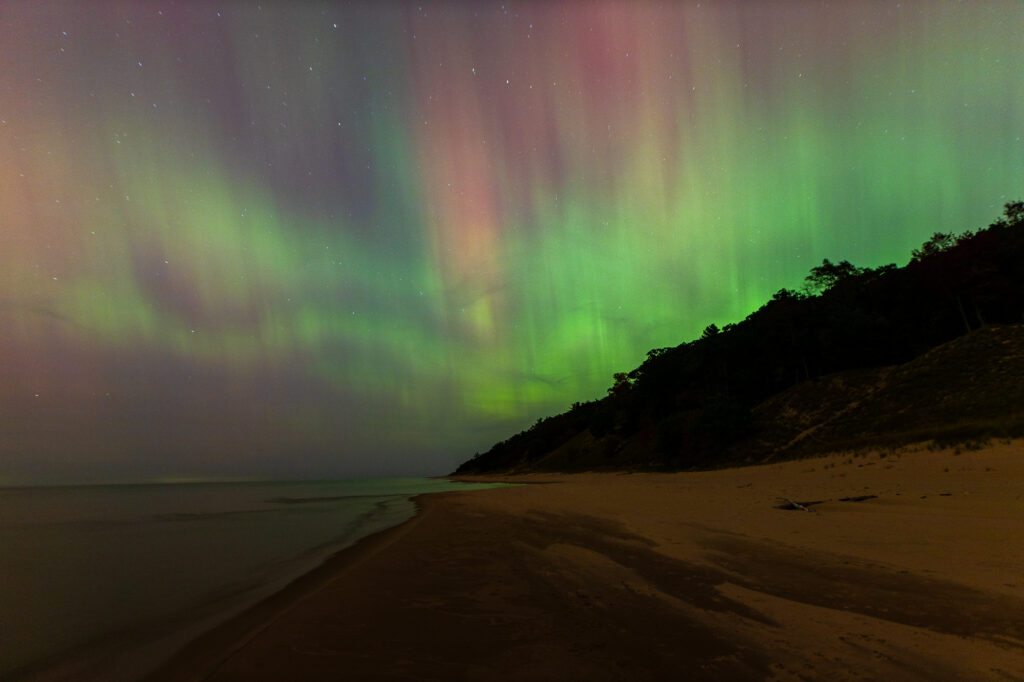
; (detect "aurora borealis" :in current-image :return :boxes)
[2,2,1022,483]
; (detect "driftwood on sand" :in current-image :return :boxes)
[778,497,818,512]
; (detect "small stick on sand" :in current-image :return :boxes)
[780,497,816,512]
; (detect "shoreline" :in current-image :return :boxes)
[145,496,435,682]
[7,482,487,682]
[150,442,1024,680]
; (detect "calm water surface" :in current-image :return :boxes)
[0,478,504,680]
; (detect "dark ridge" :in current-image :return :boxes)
[456,201,1024,474]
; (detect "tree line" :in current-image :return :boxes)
[456,201,1024,473]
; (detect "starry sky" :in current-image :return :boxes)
[2,1,1022,483]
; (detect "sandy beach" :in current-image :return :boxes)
[150,441,1024,681]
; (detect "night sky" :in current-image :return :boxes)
[2,1,1022,483]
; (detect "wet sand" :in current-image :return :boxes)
[150,442,1024,681]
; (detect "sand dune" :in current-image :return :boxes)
[152,441,1024,681]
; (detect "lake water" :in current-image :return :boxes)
[0,478,504,680]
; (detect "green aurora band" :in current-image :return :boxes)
[1,1,1022,481]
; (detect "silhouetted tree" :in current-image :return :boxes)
[912,232,954,262]
[607,372,632,397]
[999,200,1024,227]
[803,258,864,294]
